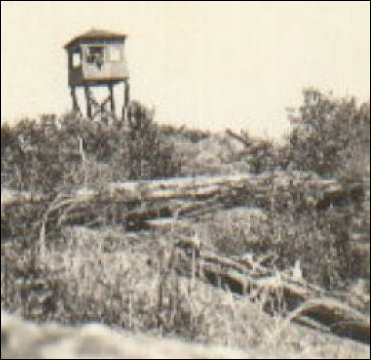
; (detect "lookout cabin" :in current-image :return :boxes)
[64,29,129,87]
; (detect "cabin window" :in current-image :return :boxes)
[109,46,122,62]
[72,51,82,68]
[86,46,105,68]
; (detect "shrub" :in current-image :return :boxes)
[288,89,370,179]
[1,104,182,193]
[126,102,182,180]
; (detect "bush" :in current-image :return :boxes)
[206,196,368,290]
[126,102,182,180]
[288,89,370,179]
[1,104,182,193]
[281,90,370,288]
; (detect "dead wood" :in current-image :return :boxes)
[2,172,362,212]
[289,298,370,344]
[225,129,251,148]
[174,238,370,345]
[1,172,368,344]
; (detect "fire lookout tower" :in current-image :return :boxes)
[64,29,130,122]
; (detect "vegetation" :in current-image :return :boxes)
[1,89,370,358]
[288,89,370,179]
[1,102,181,193]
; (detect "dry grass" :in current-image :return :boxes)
[1,225,369,359]
[1,90,370,358]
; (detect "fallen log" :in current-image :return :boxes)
[1,171,365,239]
[174,238,371,345]
[1,171,362,210]
[289,298,370,344]
[1,190,45,208]
[225,129,252,148]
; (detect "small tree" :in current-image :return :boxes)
[126,101,182,180]
[288,89,370,179]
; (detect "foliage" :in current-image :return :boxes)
[126,102,182,180]
[1,105,182,193]
[1,90,370,357]
[288,89,370,179]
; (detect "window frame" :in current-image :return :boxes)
[108,45,122,63]
[71,49,82,68]
[85,45,105,65]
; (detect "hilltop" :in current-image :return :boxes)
[1,90,370,358]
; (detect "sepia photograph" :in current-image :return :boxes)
[1,1,370,359]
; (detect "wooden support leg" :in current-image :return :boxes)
[122,79,130,122]
[71,86,79,113]
[84,86,92,119]
[109,84,116,120]
[124,79,130,108]
[100,102,106,124]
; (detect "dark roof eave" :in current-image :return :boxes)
[64,30,127,50]
[64,37,127,50]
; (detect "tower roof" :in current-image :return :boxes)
[64,29,127,49]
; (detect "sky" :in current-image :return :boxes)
[1,1,370,138]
